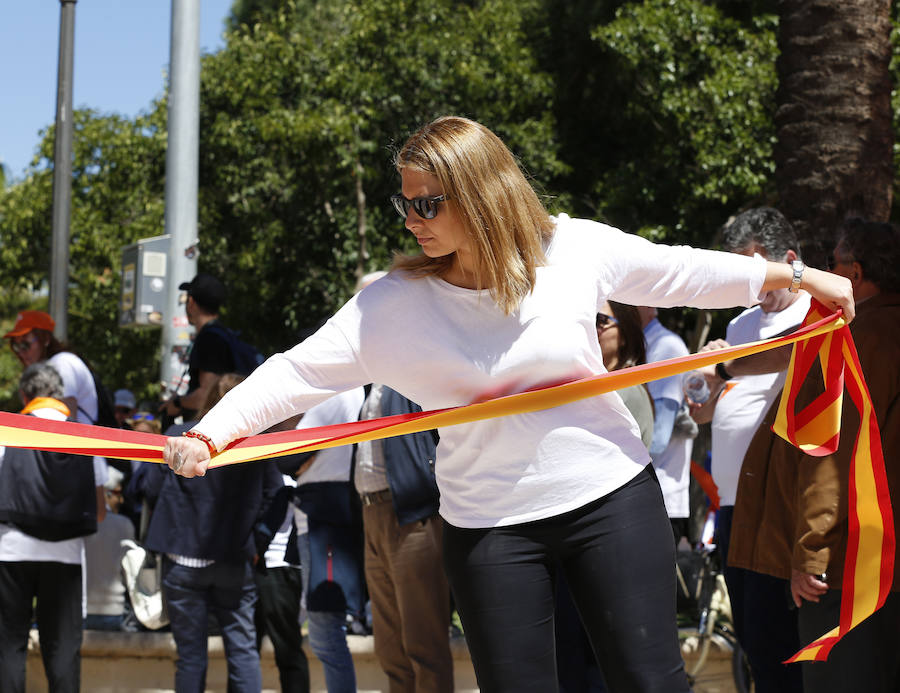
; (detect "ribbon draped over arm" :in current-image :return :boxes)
[772,301,894,662]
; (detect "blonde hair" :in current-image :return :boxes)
[391,116,554,314]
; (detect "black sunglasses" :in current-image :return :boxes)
[596,313,619,329]
[9,335,37,354]
[390,193,447,220]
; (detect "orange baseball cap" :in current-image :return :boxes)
[3,310,55,339]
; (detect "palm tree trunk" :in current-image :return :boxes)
[775,0,893,267]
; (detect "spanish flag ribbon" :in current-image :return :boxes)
[774,300,895,663]
[0,305,891,664]
[0,307,845,467]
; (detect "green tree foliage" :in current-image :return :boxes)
[0,110,167,408]
[0,0,563,404]
[0,290,35,409]
[537,0,778,340]
[198,0,565,351]
[0,0,847,410]
[226,0,283,31]
[585,0,779,246]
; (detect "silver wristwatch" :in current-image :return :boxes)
[788,260,805,293]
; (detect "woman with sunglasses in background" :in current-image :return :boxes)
[595,302,654,447]
[3,310,101,427]
[164,116,854,692]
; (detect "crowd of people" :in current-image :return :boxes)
[0,115,895,693]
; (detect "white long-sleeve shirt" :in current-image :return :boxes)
[197,214,766,528]
[711,293,811,506]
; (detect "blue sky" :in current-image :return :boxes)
[1,1,233,182]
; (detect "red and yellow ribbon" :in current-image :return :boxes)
[0,308,844,466]
[0,304,892,662]
[774,301,895,663]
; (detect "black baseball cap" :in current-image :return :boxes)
[179,273,226,312]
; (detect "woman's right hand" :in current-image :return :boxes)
[163,436,211,478]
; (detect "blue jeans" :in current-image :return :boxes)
[298,533,356,693]
[162,557,261,693]
[83,614,125,631]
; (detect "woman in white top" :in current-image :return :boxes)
[4,310,99,425]
[165,116,853,692]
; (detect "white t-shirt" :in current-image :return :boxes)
[84,511,134,615]
[196,215,767,528]
[294,387,365,485]
[48,351,98,425]
[48,351,108,474]
[643,318,692,519]
[711,292,812,505]
[0,406,108,564]
[292,388,365,536]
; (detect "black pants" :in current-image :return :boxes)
[799,588,900,693]
[718,506,802,693]
[443,465,690,693]
[0,561,83,693]
[255,566,310,693]
[555,570,607,693]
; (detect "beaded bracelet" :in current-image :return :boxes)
[183,430,216,455]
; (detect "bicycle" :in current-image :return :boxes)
[676,541,753,693]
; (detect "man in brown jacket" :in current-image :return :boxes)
[729,218,900,693]
[690,207,808,693]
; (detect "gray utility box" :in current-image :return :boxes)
[119,235,171,328]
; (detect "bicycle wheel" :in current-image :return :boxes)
[731,639,753,693]
[680,625,714,681]
[681,625,745,692]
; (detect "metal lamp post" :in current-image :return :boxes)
[49,0,78,341]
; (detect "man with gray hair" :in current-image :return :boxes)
[690,206,810,692]
[0,362,108,692]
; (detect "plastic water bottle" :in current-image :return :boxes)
[683,371,710,404]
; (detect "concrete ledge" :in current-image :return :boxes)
[25,628,738,693]
[26,630,479,692]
